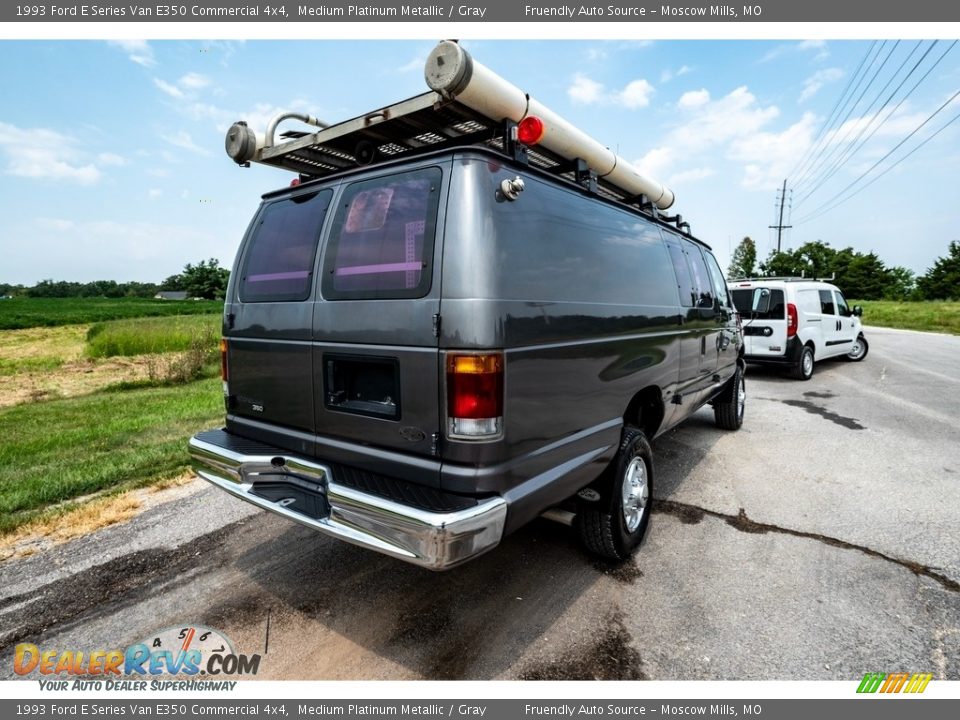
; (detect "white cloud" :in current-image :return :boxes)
[568,73,605,104]
[799,68,843,103]
[97,152,127,166]
[668,167,716,185]
[397,55,426,73]
[634,86,799,192]
[617,79,655,109]
[154,78,184,99]
[660,65,692,83]
[161,131,210,155]
[0,122,102,185]
[35,218,75,232]
[179,72,211,90]
[730,112,819,189]
[568,74,655,109]
[762,40,830,64]
[108,40,155,67]
[148,189,163,199]
[678,89,710,109]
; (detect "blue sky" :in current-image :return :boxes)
[1,39,958,284]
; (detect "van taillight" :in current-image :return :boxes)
[220,339,229,394]
[787,303,798,338]
[446,353,504,439]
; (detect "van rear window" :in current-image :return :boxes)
[240,190,332,303]
[732,289,785,319]
[322,168,441,300]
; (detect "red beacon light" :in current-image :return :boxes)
[517,116,546,146]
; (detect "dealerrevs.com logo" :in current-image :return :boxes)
[14,625,261,691]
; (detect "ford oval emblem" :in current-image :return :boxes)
[399,426,426,442]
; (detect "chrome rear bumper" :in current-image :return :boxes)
[188,434,507,570]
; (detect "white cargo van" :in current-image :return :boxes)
[728,279,867,380]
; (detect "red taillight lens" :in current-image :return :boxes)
[517,116,546,146]
[220,338,229,381]
[787,303,798,338]
[447,353,504,438]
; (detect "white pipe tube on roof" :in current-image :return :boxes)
[424,40,675,210]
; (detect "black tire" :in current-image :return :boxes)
[714,364,745,430]
[846,334,869,362]
[792,345,815,381]
[577,427,653,561]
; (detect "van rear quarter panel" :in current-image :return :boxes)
[439,156,683,518]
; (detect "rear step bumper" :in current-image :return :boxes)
[188,430,507,570]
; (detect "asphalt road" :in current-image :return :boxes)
[2,326,958,681]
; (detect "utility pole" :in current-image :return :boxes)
[768,178,793,253]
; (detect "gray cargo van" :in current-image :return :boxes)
[189,51,745,570]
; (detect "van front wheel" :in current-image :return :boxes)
[577,427,653,561]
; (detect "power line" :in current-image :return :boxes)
[794,41,954,209]
[796,89,960,223]
[793,41,926,201]
[787,41,878,184]
[793,40,901,194]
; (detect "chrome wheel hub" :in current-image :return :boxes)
[802,352,813,376]
[621,457,649,533]
[737,376,745,418]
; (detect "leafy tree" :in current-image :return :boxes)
[884,266,916,301]
[727,237,757,278]
[181,258,230,300]
[917,241,960,300]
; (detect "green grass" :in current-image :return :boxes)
[0,297,223,330]
[0,356,65,376]
[0,377,223,533]
[851,300,960,335]
[87,314,221,358]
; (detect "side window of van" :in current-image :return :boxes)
[835,291,850,317]
[240,190,333,303]
[701,248,731,308]
[665,239,695,307]
[322,167,441,300]
[683,240,715,309]
[819,289,836,315]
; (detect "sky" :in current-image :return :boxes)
[0,39,958,285]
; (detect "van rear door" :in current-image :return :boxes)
[312,166,445,478]
[731,285,787,358]
[226,189,334,451]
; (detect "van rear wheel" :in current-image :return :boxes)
[577,427,653,561]
[792,345,815,381]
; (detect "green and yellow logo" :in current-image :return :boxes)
[857,672,933,694]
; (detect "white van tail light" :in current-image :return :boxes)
[787,303,798,338]
[447,353,504,439]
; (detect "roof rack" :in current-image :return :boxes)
[224,41,694,238]
[730,275,837,283]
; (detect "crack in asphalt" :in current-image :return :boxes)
[653,499,959,593]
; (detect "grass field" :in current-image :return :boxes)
[852,300,960,335]
[87,314,221,358]
[0,297,222,330]
[0,378,222,533]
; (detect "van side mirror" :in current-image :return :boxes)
[853,305,863,317]
[752,288,771,315]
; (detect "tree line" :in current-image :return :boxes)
[727,238,960,301]
[0,259,230,301]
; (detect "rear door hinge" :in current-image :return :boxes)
[430,432,440,456]
[432,313,441,338]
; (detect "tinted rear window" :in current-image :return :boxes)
[731,288,785,319]
[322,167,441,300]
[239,190,332,303]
